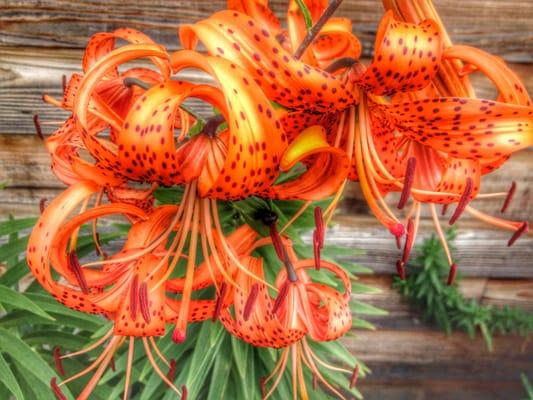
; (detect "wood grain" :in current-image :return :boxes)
[0,0,531,61]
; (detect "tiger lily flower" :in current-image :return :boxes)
[349,2,533,281]
[28,183,231,398]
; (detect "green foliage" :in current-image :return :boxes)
[393,230,533,351]
[295,0,314,29]
[0,190,378,399]
[521,373,533,400]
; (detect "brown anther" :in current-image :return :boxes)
[167,359,177,381]
[449,178,474,225]
[396,260,406,280]
[313,230,321,270]
[508,221,528,247]
[68,251,89,294]
[33,114,44,141]
[39,197,48,214]
[397,157,416,210]
[312,373,318,390]
[110,355,116,372]
[212,282,228,322]
[62,74,67,94]
[243,283,259,321]
[260,376,267,399]
[138,282,151,324]
[441,204,449,216]
[314,206,325,248]
[349,364,359,388]
[181,385,188,400]
[447,263,458,286]
[325,57,358,74]
[272,281,290,315]
[501,181,517,213]
[53,346,65,376]
[130,274,138,320]
[50,377,67,400]
[401,219,415,264]
[269,224,285,262]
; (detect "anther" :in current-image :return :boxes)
[313,230,321,270]
[167,359,177,381]
[397,157,416,209]
[138,282,151,324]
[272,281,290,315]
[243,284,259,321]
[441,204,449,216]
[325,57,358,74]
[212,282,228,322]
[312,373,318,390]
[62,74,67,94]
[314,206,325,248]
[53,346,65,376]
[501,181,517,213]
[33,114,44,141]
[68,251,89,294]
[396,260,406,280]
[39,197,48,214]
[508,221,528,247]
[447,263,458,286]
[449,178,473,225]
[260,376,267,399]
[50,377,67,400]
[110,355,116,372]
[130,274,138,320]
[401,219,415,264]
[349,364,359,388]
[181,385,188,400]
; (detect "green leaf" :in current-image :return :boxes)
[0,217,36,237]
[0,352,24,399]
[0,284,55,320]
[0,329,58,386]
[207,335,233,400]
[231,335,250,380]
[351,300,388,316]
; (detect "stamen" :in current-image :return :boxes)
[212,282,228,322]
[401,219,415,264]
[181,385,188,400]
[69,251,89,294]
[130,274,138,320]
[312,373,318,390]
[50,377,67,400]
[313,230,321,270]
[33,114,44,140]
[53,347,65,376]
[138,282,151,324]
[447,263,458,286]
[243,283,259,321]
[39,198,47,214]
[272,281,290,315]
[269,224,285,262]
[325,57,357,74]
[349,364,359,388]
[441,204,449,216]
[396,260,406,280]
[167,359,177,381]
[397,157,416,210]
[123,76,151,91]
[260,376,267,399]
[314,206,325,248]
[201,114,226,138]
[508,221,528,247]
[395,234,401,250]
[501,181,517,213]
[62,74,67,94]
[449,178,473,225]
[110,355,116,372]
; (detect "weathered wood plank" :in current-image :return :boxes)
[0,0,531,62]
[344,330,532,399]
[352,275,533,329]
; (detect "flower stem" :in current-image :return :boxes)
[294,0,344,60]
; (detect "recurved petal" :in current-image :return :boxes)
[179,10,358,112]
[375,97,533,161]
[357,10,443,96]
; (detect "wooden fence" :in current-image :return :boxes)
[0,1,532,398]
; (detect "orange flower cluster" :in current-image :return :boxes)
[27,0,531,399]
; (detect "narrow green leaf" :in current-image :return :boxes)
[0,217,36,236]
[0,352,24,400]
[0,284,55,320]
[207,335,233,400]
[351,300,388,316]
